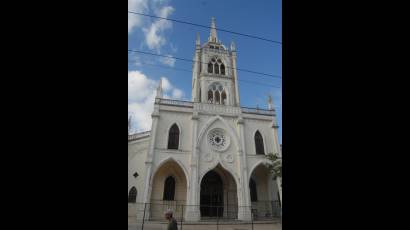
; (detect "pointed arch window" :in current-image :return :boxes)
[255,131,265,155]
[208,82,226,105]
[249,179,258,202]
[167,124,180,150]
[214,63,219,74]
[208,57,225,75]
[221,90,227,105]
[220,64,225,75]
[128,187,137,203]
[208,62,213,73]
[163,176,176,200]
[215,91,220,104]
[208,90,213,103]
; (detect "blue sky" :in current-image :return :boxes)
[128,0,282,143]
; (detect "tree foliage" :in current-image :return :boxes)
[266,153,282,179]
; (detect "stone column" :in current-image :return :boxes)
[231,50,240,106]
[272,121,282,204]
[201,79,207,103]
[192,42,201,102]
[237,117,252,221]
[185,111,201,221]
[137,107,160,221]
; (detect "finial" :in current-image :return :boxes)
[268,94,274,110]
[230,41,236,51]
[196,32,200,46]
[156,78,163,98]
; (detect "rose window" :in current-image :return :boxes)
[207,128,230,152]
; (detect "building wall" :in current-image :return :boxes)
[150,161,187,202]
[128,113,279,197]
[153,109,193,152]
[243,116,277,156]
[197,114,241,184]
[128,137,149,203]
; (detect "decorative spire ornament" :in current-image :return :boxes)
[156,78,163,98]
[230,41,236,51]
[209,17,218,42]
[268,94,274,110]
[196,32,200,46]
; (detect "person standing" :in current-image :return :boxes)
[164,209,178,230]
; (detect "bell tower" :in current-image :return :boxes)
[191,17,240,106]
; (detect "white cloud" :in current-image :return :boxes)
[157,5,174,18]
[160,76,172,91]
[142,6,174,50]
[172,88,184,99]
[128,70,157,102]
[159,55,176,67]
[128,0,149,33]
[128,71,185,133]
[160,77,184,99]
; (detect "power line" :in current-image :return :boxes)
[128,49,282,79]
[239,79,281,89]
[128,60,281,89]
[128,11,282,45]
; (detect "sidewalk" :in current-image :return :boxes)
[128,222,282,230]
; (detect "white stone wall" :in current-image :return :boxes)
[153,110,193,152]
[197,115,241,183]
[128,137,149,203]
[243,117,276,156]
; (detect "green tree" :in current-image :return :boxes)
[266,153,282,180]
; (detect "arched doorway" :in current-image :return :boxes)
[200,170,223,217]
[200,164,238,219]
[249,163,280,219]
[150,159,188,220]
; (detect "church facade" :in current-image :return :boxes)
[128,18,281,222]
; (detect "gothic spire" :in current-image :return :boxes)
[209,17,218,42]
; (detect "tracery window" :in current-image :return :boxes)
[207,82,227,105]
[220,64,225,75]
[207,57,225,75]
[221,91,227,105]
[208,62,213,73]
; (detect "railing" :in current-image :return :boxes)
[128,201,281,230]
[201,73,232,79]
[156,98,193,107]
[154,98,276,116]
[241,107,276,116]
[194,103,241,115]
[202,47,229,55]
[128,131,150,141]
[251,200,281,220]
[149,200,187,222]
